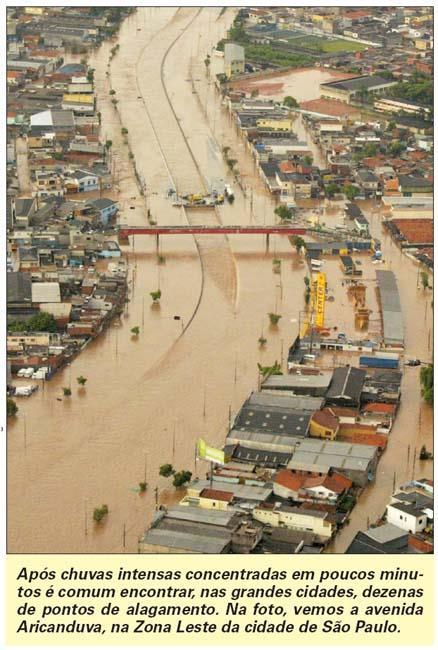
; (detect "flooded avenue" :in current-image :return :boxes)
[8,8,432,553]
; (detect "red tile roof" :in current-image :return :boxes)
[339,423,378,434]
[391,218,433,245]
[363,402,396,415]
[311,410,339,431]
[200,488,234,502]
[274,470,306,492]
[323,406,358,418]
[337,431,388,448]
[299,98,360,118]
[362,157,382,169]
[279,160,296,173]
[303,472,352,494]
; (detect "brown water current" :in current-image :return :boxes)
[7,8,432,554]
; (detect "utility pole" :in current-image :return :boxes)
[123,523,126,549]
[23,413,27,452]
[203,384,207,418]
[154,486,159,511]
[84,499,88,537]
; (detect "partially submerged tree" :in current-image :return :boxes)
[268,312,282,326]
[150,290,161,303]
[274,205,295,222]
[159,464,175,478]
[420,271,430,290]
[292,236,306,254]
[7,398,18,417]
[76,376,87,386]
[420,365,433,405]
[62,387,72,397]
[93,504,108,523]
[130,326,140,336]
[283,95,298,108]
[172,470,192,488]
[257,361,283,378]
[344,184,360,201]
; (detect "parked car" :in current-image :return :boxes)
[405,359,421,367]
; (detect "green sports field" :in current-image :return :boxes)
[291,35,366,53]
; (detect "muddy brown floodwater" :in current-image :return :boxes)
[8,8,432,554]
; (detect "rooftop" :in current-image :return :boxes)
[375,270,404,346]
[262,372,332,392]
[247,391,323,412]
[325,366,366,402]
[200,488,234,503]
[234,404,311,437]
[321,75,396,92]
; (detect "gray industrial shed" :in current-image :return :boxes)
[375,270,404,347]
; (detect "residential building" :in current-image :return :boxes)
[309,409,340,440]
[224,43,245,78]
[67,169,99,192]
[386,491,433,534]
[273,468,352,503]
[253,502,335,539]
[87,198,118,225]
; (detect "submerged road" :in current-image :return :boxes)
[8,7,306,553]
[8,8,431,555]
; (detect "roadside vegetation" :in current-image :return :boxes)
[420,365,433,405]
[7,398,18,417]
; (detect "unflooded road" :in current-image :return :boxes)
[8,8,432,554]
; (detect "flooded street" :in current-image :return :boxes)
[8,8,432,554]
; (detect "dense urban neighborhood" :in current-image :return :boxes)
[6,6,433,555]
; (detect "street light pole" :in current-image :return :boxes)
[203,384,207,418]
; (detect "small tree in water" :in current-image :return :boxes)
[420,271,430,290]
[62,387,72,397]
[257,361,283,378]
[93,504,108,523]
[150,290,161,303]
[268,312,282,326]
[159,464,175,478]
[131,326,140,336]
[7,398,18,417]
[77,376,87,386]
[172,470,192,488]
